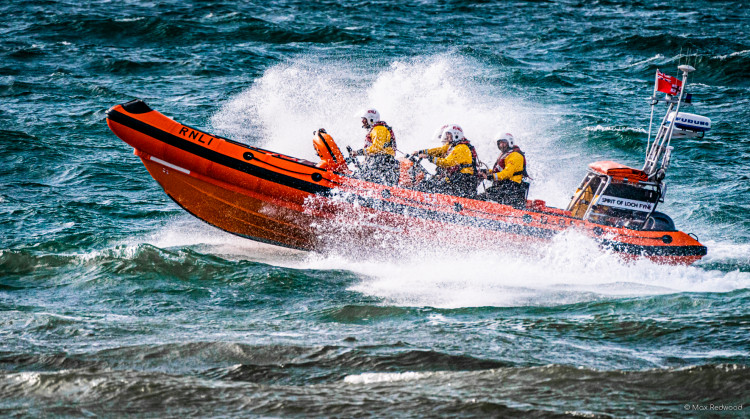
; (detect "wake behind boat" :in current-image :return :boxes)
[106,65,709,264]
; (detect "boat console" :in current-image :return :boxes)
[567,64,711,232]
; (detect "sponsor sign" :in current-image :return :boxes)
[597,195,654,212]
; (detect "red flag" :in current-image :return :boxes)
[656,70,682,95]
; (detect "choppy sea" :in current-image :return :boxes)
[1,0,749,416]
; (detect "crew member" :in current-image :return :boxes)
[483,132,529,207]
[350,108,399,185]
[416,124,479,198]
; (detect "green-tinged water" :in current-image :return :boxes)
[1,1,749,416]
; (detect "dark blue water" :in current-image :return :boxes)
[2,1,749,416]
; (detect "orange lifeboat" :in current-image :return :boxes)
[106,99,707,264]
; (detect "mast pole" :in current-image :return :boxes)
[663,65,694,153]
[646,69,659,153]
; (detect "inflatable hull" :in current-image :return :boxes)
[106,100,707,264]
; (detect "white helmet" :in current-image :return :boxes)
[434,124,449,142]
[496,132,515,148]
[442,124,464,144]
[358,108,380,128]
